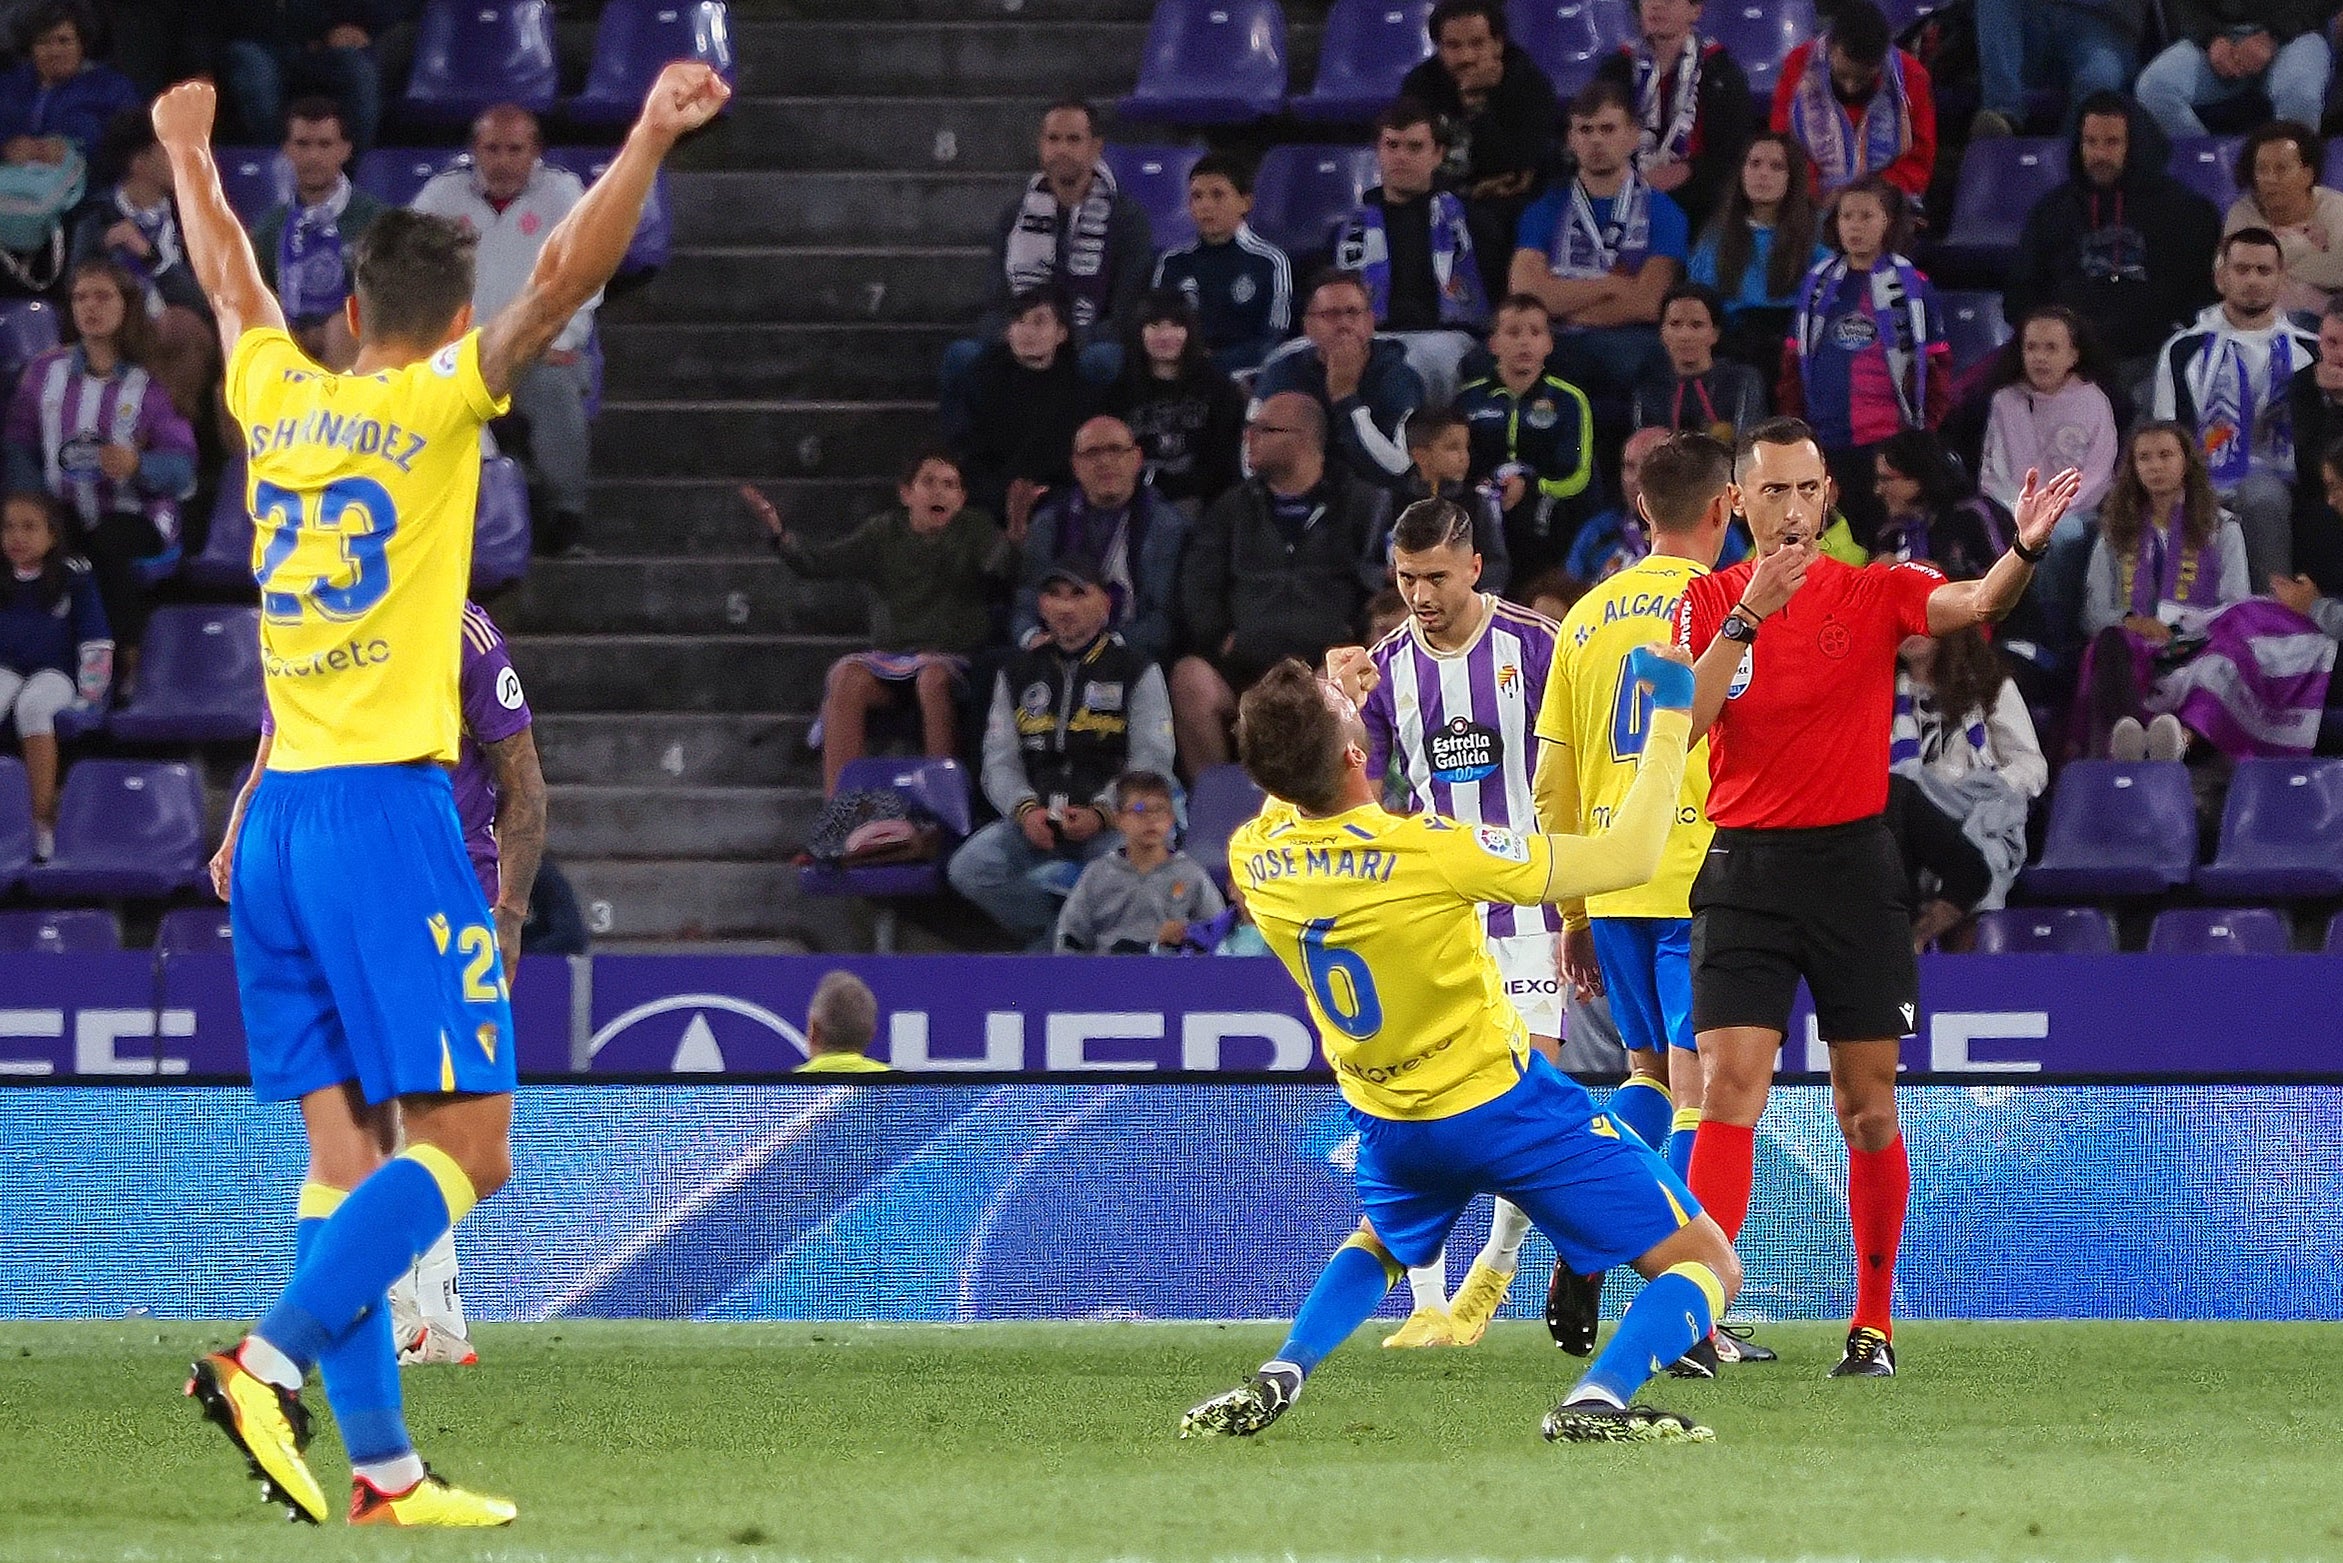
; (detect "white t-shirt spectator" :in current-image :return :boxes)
[410,161,599,354]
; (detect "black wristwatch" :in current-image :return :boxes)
[1720,611,1759,644]
[2011,536,2048,564]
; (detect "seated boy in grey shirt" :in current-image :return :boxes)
[1055,770,1227,952]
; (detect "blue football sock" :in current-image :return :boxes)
[1666,1106,1701,1181]
[1273,1234,1401,1377]
[1574,1262,1721,1407]
[294,1182,412,1466]
[1608,1074,1673,1154]
[259,1148,475,1373]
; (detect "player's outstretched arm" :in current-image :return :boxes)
[152,81,287,356]
[485,728,547,982]
[1926,465,2083,634]
[1536,648,1693,904]
[478,62,730,400]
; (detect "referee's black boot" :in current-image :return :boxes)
[1828,1326,1896,1378]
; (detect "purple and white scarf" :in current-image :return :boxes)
[1549,169,1652,280]
[1004,161,1120,332]
[2188,328,2298,490]
[1786,34,1913,194]
[277,176,355,323]
[2157,599,2337,758]
[1631,34,1705,169]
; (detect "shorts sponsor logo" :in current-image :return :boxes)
[1474,824,1530,862]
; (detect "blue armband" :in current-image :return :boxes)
[1628,644,1696,712]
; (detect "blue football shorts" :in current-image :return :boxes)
[231,762,516,1105]
[1350,1054,1701,1274]
[1590,916,1697,1054]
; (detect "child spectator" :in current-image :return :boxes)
[0,4,139,168]
[956,284,1092,535]
[1780,175,1950,549]
[750,452,1018,795]
[1453,294,1594,579]
[1388,408,1510,595]
[1688,131,1826,373]
[1055,770,1226,953]
[248,96,382,371]
[1100,290,1245,513]
[68,110,215,421]
[1979,303,2121,635]
[0,491,107,859]
[1331,98,1488,406]
[4,257,196,657]
[1633,281,1765,438]
[1151,153,1291,375]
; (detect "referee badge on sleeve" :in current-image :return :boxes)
[1474,825,1531,863]
[1727,647,1754,700]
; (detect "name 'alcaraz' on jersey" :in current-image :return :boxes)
[1232,702,1690,1124]
[226,327,509,773]
[1360,594,1561,940]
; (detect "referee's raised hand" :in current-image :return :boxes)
[1737,540,1811,621]
[2011,466,2086,553]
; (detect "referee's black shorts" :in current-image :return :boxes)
[1688,813,1918,1043]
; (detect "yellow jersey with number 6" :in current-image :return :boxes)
[225,328,509,772]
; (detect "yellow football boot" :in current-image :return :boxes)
[1381,1306,1456,1347]
[1446,1261,1518,1346]
[184,1350,331,1525]
[350,1467,518,1527]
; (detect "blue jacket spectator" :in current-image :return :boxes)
[1013,416,1189,664]
[1151,152,1291,375]
[1687,130,1828,372]
[0,4,140,166]
[1253,271,1425,493]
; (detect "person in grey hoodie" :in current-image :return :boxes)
[1054,770,1226,952]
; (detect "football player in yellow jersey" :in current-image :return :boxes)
[1532,432,1781,1376]
[158,64,728,1528]
[1179,653,1744,1444]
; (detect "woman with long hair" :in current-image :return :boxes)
[1889,623,2047,948]
[1099,288,1245,512]
[1,254,195,657]
[1688,132,1824,372]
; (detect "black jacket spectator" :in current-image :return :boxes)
[1012,482,1189,664]
[988,630,1170,816]
[2162,0,2329,47]
[955,340,1090,524]
[1253,333,1427,493]
[1399,25,1557,297]
[2289,362,2343,594]
[1100,360,1245,510]
[2003,93,2222,368]
[1180,463,1389,683]
[1595,36,1754,243]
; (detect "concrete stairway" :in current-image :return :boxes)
[496,0,1150,943]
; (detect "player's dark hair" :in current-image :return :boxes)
[1375,96,1448,144]
[2222,225,2284,266]
[1189,151,1252,195]
[1637,433,1733,535]
[1659,280,1727,335]
[1042,97,1099,135]
[898,447,964,489]
[284,95,348,138]
[1494,291,1552,325]
[1735,415,1822,479]
[1827,0,1891,68]
[1405,406,1465,451]
[1115,769,1176,809]
[1304,267,1373,312]
[1568,77,1634,125]
[350,209,478,348]
[1427,0,1506,45]
[66,256,157,367]
[1238,659,1351,813]
[1390,496,1477,554]
[2234,119,2322,202]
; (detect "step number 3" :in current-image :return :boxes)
[1301,916,1383,1040]
[253,476,400,624]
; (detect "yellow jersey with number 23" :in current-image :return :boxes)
[225,328,509,772]
[1230,705,1689,1124]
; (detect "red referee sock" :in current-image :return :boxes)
[1686,1120,1755,1242]
[1848,1134,1910,1337]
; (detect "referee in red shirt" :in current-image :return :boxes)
[1673,418,2079,1378]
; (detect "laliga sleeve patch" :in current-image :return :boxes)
[1474,824,1531,863]
[431,342,464,377]
[496,666,525,710]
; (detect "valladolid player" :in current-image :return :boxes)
[161,61,726,1526]
[1181,650,1743,1444]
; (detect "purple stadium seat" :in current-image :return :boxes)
[1941,290,2013,378]
[1249,143,1380,256]
[404,0,559,123]
[0,756,28,892]
[1877,0,1943,29]
[1969,906,2117,954]
[22,761,207,900]
[1104,144,1206,250]
[471,455,532,595]
[0,907,120,951]
[355,148,467,208]
[107,606,265,743]
[1936,138,2064,269]
[217,146,293,226]
[569,0,736,125]
[2146,906,2292,955]
[1506,0,1635,96]
[1293,0,1435,122]
[1184,762,1265,891]
[800,757,973,903]
[2193,757,2343,899]
[0,297,60,383]
[1706,0,1817,101]
[187,457,255,590]
[2169,137,2242,215]
[2019,761,2198,899]
[156,906,235,957]
[1118,0,1289,125]
[541,148,671,276]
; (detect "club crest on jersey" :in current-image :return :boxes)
[1230,275,1257,305]
[1726,646,1754,699]
[1496,662,1519,694]
[1525,398,1559,430]
[1428,716,1500,784]
[1475,824,1530,862]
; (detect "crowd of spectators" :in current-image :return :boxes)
[773,0,2343,950]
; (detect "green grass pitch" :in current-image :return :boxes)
[3,1319,2339,1561]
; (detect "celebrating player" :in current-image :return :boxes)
[212,599,545,1369]
[1180,648,1744,1444]
[1532,431,1772,1374]
[1349,497,1563,1350]
[163,60,726,1527]
[1674,417,2079,1378]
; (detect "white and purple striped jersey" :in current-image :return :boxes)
[1361,594,1562,939]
